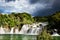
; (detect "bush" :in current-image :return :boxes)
[37,29,53,40]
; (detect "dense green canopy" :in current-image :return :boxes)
[0,12,34,27]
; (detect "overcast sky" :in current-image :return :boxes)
[0,0,60,16]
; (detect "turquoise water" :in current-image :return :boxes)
[0,34,60,40]
[53,36,60,40]
[0,34,37,40]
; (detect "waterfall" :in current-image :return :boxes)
[52,29,59,36]
[0,26,5,34]
[15,28,19,34]
[34,27,42,34]
[10,27,14,34]
[30,27,36,34]
[19,24,30,34]
[27,24,42,35]
[52,32,59,36]
[0,22,47,35]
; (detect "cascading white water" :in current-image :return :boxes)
[52,29,59,36]
[34,27,42,34]
[26,23,43,35]
[19,24,30,34]
[0,26,5,34]
[10,27,14,34]
[0,22,47,35]
[52,32,59,36]
[15,28,19,34]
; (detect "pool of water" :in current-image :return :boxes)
[53,36,60,40]
[0,34,37,40]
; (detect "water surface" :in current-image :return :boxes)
[0,34,37,40]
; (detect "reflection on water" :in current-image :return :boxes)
[0,34,37,40]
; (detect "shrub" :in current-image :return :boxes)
[37,29,53,40]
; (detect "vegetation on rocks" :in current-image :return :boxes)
[0,12,34,29]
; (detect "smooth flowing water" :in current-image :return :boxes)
[0,34,37,40]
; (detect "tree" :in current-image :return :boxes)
[46,11,60,34]
[16,12,34,24]
[37,29,53,40]
[0,12,34,28]
[33,16,48,22]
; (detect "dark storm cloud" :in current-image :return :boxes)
[29,0,39,4]
[29,0,60,16]
[32,8,59,16]
[5,0,15,2]
[52,0,60,8]
[29,0,52,4]
[0,0,60,16]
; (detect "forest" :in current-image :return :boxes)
[0,11,60,34]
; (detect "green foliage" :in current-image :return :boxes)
[52,11,60,22]
[0,12,34,27]
[16,12,34,24]
[33,16,48,22]
[46,11,60,34]
[37,29,53,40]
[0,11,60,34]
